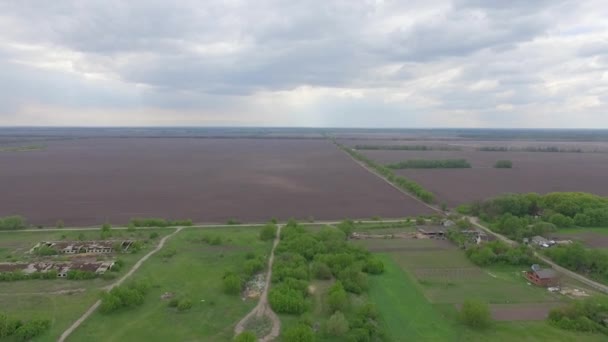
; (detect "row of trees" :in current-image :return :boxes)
[386,159,471,169]
[354,144,460,151]
[0,215,26,230]
[269,220,387,341]
[0,313,51,341]
[466,192,608,228]
[478,146,584,153]
[548,297,608,335]
[336,142,435,203]
[128,217,193,228]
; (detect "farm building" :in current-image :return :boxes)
[526,264,559,287]
[0,261,114,277]
[417,227,447,239]
[31,240,133,254]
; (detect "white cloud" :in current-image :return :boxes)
[0,0,607,127]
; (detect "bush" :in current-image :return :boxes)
[269,285,306,314]
[149,232,159,239]
[223,273,242,295]
[311,262,332,280]
[461,299,491,329]
[101,222,112,232]
[0,216,26,230]
[234,331,257,342]
[326,311,349,336]
[327,281,349,313]
[283,324,314,342]
[100,282,149,313]
[362,258,384,274]
[494,160,513,168]
[260,223,277,241]
[12,319,50,341]
[177,298,193,311]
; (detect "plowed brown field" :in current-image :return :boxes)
[0,138,434,226]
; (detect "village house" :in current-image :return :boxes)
[31,240,133,254]
[526,264,559,287]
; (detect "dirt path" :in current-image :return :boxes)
[234,225,282,341]
[469,216,608,294]
[57,227,183,342]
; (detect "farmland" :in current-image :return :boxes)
[0,137,433,226]
[343,141,608,206]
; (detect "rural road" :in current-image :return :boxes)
[234,225,283,341]
[57,227,183,342]
[469,217,608,294]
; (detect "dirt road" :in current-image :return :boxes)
[57,227,183,342]
[234,225,283,341]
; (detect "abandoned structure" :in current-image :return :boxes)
[31,240,133,254]
[526,264,559,287]
[0,261,115,277]
[417,227,447,239]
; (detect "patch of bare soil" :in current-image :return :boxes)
[490,303,563,321]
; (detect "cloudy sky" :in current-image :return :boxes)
[1,0,607,128]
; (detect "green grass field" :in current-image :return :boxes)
[369,254,457,340]
[67,226,273,342]
[371,254,605,341]
[0,228,175,341]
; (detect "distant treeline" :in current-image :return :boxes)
[386,159,471,169]
[478,146,584,153]
[334,141,435,203]
[129,218,193,227]
[0,144,45,152]
[354,145,460,151]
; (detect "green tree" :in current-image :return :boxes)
[494,160,513,168]
[283,324,314,342]
[326,311,349,336]
[327,281,348,313]
[461,299,492,329]
[260,223,277,241]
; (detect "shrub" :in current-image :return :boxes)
[223,273,242,295]
[0,216,26,230]
[326,311,349,336]
[269,285,306,314]
[311,262,332,280]
[101,222,112,232]
[327,281,348,313]
[13,319,50,341]
[149,232,159,239]
[283,324,314,342]
[99,282,149,313]
[177,298,193,311]
[460,299,491,329]
[362,258,384,274]
[234,331,257,342]
[260,223,277,241]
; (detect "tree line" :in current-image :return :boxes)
[462,192,608,230]
[128,217,193,228]
[549,297,608,335]
[354,145,460,151]
[386,159,471,169]
[478,146,584,153]
[335,141,435,203]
